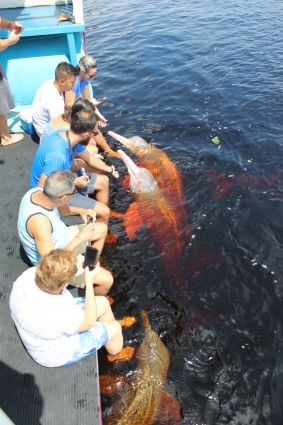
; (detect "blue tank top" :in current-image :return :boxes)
[72,76,89,98]
[17,187,72,265]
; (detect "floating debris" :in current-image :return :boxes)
[212,136,220,145]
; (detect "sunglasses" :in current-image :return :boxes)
[91,130,99,136]
[62,187,77,197]
[87,72,96,79]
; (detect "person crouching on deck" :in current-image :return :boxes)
[10,249,124,368]
[65,55,120,158]
[18,170,112,293]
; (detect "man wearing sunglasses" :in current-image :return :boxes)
[30,99,119,223]
[18,170,113,293]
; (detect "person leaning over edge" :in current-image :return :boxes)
[0,16,24,146]
[30,99,119,223]
[65,55,120,158]
[31,61,79,138]
[18,170,112,293]
[40,98,113,162]
[9,249,126,368]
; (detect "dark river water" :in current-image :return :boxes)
[83,1,283,424]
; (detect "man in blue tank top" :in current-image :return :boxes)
[30,99,119,223]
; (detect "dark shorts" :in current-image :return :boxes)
[64,297,109,366]
[66,172,97,209]
[0,65,15,115]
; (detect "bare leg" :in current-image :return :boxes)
[86,135,99,155]
[90,221,108,255]
[0,115,24,146]
[94,201,110,224]
[95,296,115,320]
[86,144,99,155]
[94,131,120,159]
[93,174,109,204]
[92,266,113,295]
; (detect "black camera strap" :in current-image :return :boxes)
[66,130,72,161]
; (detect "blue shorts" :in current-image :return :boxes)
[66,172,97,209]
[64,297,109,366]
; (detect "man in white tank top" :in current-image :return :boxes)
[18,170,113,294]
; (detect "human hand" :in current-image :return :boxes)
[8,30,21,46]
[109,165,119,179]
[84,263,101,286]
[94,107,108,127]
[98,118,107,128]
[80,209,96,224]
[90,98,100,107]
[107,149,121,159]
[78,223,96,242]
[96,96,107,105]
[75,175,89,189]
[93,153,104,160]
[13,22,23,34]
[8,21,23,33]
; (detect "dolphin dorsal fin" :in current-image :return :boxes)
[141,311,151,330]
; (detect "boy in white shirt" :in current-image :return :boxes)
[32,62,78,137]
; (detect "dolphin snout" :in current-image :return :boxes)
[108,131,129,147]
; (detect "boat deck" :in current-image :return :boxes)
[0,133,102,424]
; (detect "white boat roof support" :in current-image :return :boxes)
[0,1,84,25]
[0,1,72,7]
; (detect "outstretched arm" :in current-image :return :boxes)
[76,266,100,332]
[76,149,119,177]
[0,18,23,52]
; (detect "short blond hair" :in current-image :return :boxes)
[35,249,77,293]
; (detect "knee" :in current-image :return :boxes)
[96,174,109,190]
[105,271,114,290]
[102,204,110,219]
[95,221,108,238]
[96,204,110,221]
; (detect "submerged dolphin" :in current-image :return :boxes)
[112,149,184,276]
[104,311,181,425]
[109,131,189,240]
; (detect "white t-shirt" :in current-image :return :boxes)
[9,267,83,367]
[31,80,64,137]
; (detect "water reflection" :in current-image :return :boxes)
[85,0,283,422]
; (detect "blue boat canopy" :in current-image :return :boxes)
[0,0,85,106]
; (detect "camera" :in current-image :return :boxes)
[77,167,87,177]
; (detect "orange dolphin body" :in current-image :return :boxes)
[109,131,189,244]
[113,149,184,277]
[104,311,180,425]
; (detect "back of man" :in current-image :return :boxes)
[31,80,64,137]
[18,186,70,265]
[30,131,84,188]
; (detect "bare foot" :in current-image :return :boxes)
[107,346,135,362]
[1,133,24,146]
[119,316,137,328]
